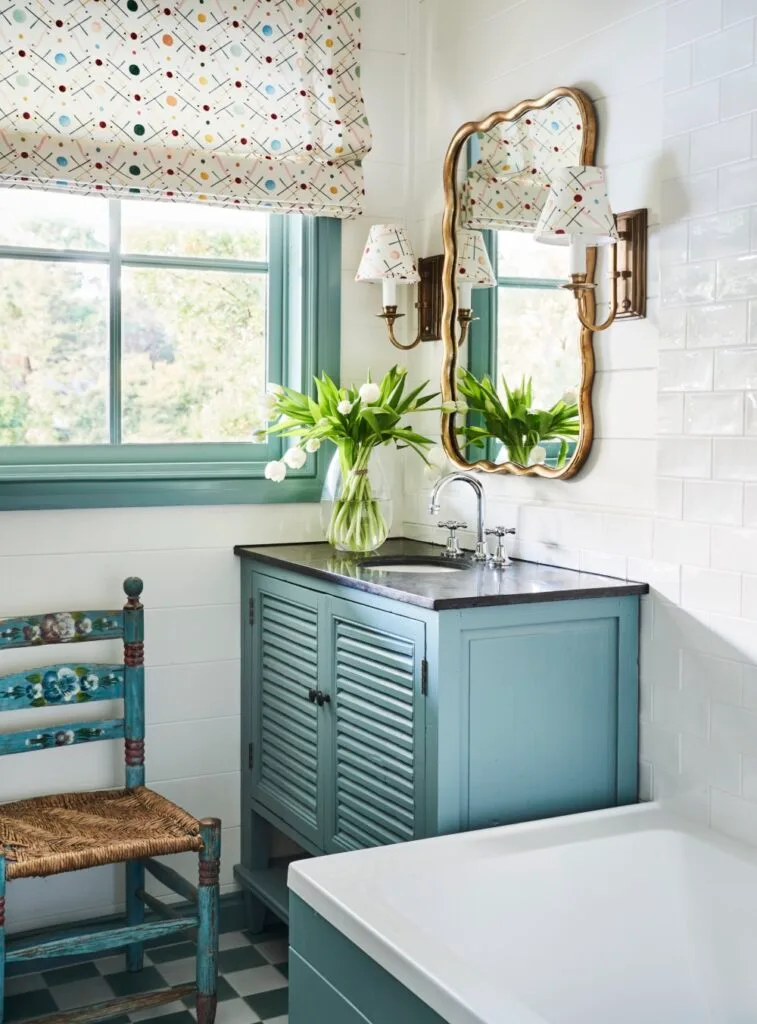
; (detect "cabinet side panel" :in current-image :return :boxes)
[466,618,619,828]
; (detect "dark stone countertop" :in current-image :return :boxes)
[234,538,648,611]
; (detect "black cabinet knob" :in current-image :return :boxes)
[316,691,331,706]
[307,688,318,703]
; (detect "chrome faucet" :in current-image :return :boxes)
[429,472,488,561]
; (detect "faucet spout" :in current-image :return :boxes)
[429,472,487,561]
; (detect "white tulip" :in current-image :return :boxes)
[358,382,380,404]
[258,393,278,421]
[283,446,307,470]
[337,400,353,415]
[561,388,578,406]
[397,365,408,376]
[456,400,469,415]
[305,438,321,453]
[528,445,547,466]
[264,460,287,482]
[427,446,448,470]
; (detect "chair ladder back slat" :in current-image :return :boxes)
[123,577,145,789]
[0,665,125,712]
[0,611,124,651]
[0,718,125,756]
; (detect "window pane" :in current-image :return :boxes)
[497,229,570,280]
[0,189,109,251]
[0,259,109,444]
[121,267,266,443]
[121,200,268,261]
[496,286,580,409]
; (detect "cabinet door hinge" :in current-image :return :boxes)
[421,658,428,697]
[248,742,254,770]
[248,597,254,626]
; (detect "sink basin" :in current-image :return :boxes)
[357,555,471,574]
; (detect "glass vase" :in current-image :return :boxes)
[320,446,393,553]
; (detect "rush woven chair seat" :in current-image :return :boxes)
[0,787,203,880]
[0,578,221,1024]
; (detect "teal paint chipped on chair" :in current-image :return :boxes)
[0,578,221,1024]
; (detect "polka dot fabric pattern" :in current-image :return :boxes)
[0,0,371,216]
[461,95,584,232]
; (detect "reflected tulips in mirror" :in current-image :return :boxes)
[456,368,580,470]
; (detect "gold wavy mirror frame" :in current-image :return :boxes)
[441,86,599,479]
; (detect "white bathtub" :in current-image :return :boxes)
[288,803,757,1024]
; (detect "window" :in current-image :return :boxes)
[468,230,580,467]
[0,191,340,510]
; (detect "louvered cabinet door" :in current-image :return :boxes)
[251,575,323,849]
[325,600,426,853]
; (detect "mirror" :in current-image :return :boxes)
[440,87,598,478]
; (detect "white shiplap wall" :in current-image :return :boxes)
[0,0,412,934]
[404,0,757,846]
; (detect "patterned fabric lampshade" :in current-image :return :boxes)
[356,225,420,306]
[456,230,497,308]
[534,166,617,246]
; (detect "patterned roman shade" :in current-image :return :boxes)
[461,96,584,232]
[0,0,371,217]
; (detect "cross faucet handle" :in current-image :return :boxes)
[438,520,468,557]
[485,525,515,566]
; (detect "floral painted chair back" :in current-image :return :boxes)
[0,578,145,784]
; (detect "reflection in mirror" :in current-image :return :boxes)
[493,230,580,467]
[441,87,598,479]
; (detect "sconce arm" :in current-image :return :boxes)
[378,307,423,350]
[570,242,620,334]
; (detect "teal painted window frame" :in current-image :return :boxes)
[467,230,577,470]
[0,208,341,511]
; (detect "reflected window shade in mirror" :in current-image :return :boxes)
[455,230,497,347]
[441,87,598,479]
[0,2,370,216]
[460,95,587,232]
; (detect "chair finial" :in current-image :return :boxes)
[123,577,144,602]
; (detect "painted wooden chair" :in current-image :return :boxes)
[0,578,220,1024]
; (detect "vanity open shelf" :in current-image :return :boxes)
[233,539,648,928]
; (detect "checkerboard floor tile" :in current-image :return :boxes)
[3,928,288,1024]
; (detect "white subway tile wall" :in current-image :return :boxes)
[406,0,757,845]
[0,0,412,933]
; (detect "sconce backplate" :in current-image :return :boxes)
[418,254,444,341]
[615,208,647,321]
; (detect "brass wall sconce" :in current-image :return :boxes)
[534,166,647,332]
[356,224,444,350]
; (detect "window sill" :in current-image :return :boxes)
[0,474,325,511]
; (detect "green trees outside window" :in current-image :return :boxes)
[0,190,340,509]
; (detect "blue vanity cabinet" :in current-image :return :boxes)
[235,548,643,928]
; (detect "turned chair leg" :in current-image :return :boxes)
[0,852,6,1024]
[196,818,221,1024]
[125,860,145,972]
